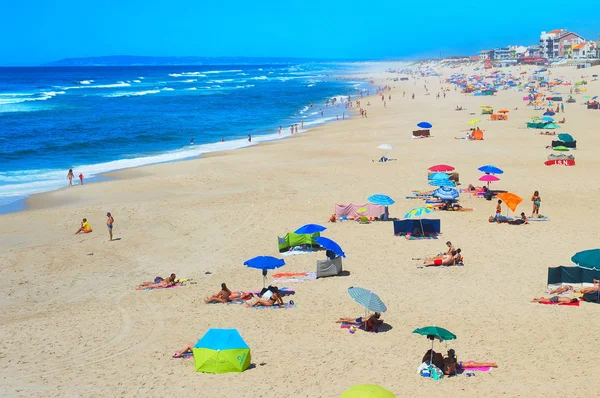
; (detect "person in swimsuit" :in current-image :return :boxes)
[173,344,194,358]
[205,283,233,303]
[336,313,382,329]
[67,169,74,186]
[426,242,456,260]
[74,218,92,234]
[547,285,574,294]
[106,212,114,241]
[531,191,541,216]
[138,274,177,289]
[495,200,502,222]
[531,296,579,304]
[422,249,461,267]
[443,349,458,376]
[580,280,600,294]
[245,286,283,307]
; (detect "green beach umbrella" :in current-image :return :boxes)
[571,249,600,270]
[558,133,574,143]
[545,123,560,129]
[553,146,569,151]
[413,326,456,371]
[341,384,396,398]
[467,119,480,125]
[357,207,367,213]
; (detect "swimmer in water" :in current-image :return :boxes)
[190,138,194,145]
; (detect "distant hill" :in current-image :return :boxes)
[44,55,335,67]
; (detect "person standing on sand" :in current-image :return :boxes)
[294,124,298,134]
[495,200,502,222]
[106,212,114,241]
[248,134,251,142]
[67,169,74,186]
[561,103,564,113]
[278,126,282,135]
[79,173,84,185]
[412,93,415,100]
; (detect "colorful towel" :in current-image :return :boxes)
[403,234,439,240]
[206,299,247,305]
[527,216,550,221]
[173,352,193,359]
[540,300,580,306]
[250,287,295,297]
[249,302,296,310]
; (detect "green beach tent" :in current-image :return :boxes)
[193,328,251,374]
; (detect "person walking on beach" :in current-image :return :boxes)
[561,103,564,113]
[412,93,415,100]
[248,134,252,142]
[531,191,541,216]
[294,124,298,133]
[67,169,74,186]
[106,212,114,241]
[79,173,84,185]
[278,126,282,135]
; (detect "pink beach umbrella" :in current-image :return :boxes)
[479,174,500,188]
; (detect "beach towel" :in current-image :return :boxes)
[527,216,550,221]
[206,299,247,305]
[249,302,296,310]
[539,300,580,306]
[173,351,193,359]
[405,235,439,240]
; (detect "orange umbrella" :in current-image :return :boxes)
[498,109,509,113]
[496,192,523,212]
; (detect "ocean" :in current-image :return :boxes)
[0,62,371,210]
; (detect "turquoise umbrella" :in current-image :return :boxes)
[571,249,600,270]
[429,179,455,187]
[347,286,388,313]
[413,326,457,369]
[558,133,574,143]
[428,172,450,180]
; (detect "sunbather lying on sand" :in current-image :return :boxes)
[580,280,600,294]
[173,344,193,358]
[548,285,574,294]
[540,131,556,135]
[245,286,283,307]
[336,313,383,331]
[205,283,232,303]
[422,249,461,266]
[531,296,579,304]
[138,274,177,289]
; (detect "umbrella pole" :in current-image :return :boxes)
[419,217,424,237]
[430,339,434,371]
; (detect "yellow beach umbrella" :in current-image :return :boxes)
[341,384,395,398]
[467,119,480,125]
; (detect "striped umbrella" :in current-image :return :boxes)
[347,286,387,313]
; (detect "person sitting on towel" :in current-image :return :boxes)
[579,280,600,294]
[531,296,579,304]
[245,286,283,307]
[336,313,383,331]
[443,349,459,376]
[422,249,461,266]
[508,212,528,225]
[205,283,232,303]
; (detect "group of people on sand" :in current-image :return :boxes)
[423,348,497,377]
[417,241,463,267]
[67,169,84,186]
[139,274,178,289]
[335,312,384,332]
[74,212,115,241]
[491,190,542,223]
[531,279,600,304]
[204,283,285,308]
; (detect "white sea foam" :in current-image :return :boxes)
[62,82,131,90]
[251,76,268,80]
[184,87,197,90]
[307,84,315,87]
[0,91,65,105]
[161,87,174,91]
[103,89,161,98]
[169,73,183,77]
[203,69,243,74]
[79,80,94,85]
[179,79,197,83]
[133,80,141,83]
[237,73,248,76]
[138,76,145,79]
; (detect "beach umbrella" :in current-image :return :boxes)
[467,119,480,125]
[192,328,251,373]
[342,384,395,398]
[583,95,591,99]
[428,172,450,180]
[417,121,433,129]
[542,116,554,122]
[553,146,570,151]
[571,249,600,270]
[367,194,395,206]
[558,133,574,143]
[377,144,393,151]
[428,164,455,172]
[357,207,367,214]
[478,164,504,174]
[496,192,523,213]
[404,206,434,234]
[347,286,387,313]
[593,96,598,100]
[479,174,500,182]
[413,326,456,369]
[315,236,345,258]
[593,74,598,78]
[546,123,560,129]
[433,187,459,201]
[498,109,509,113]
[428,178,455,187]
[295,224,326,234]
[243,256,285,287]
[543,111,555,116]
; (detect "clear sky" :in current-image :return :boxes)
[1,0,599,65]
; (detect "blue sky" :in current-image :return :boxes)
[1,0,599,65]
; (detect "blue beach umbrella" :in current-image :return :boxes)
[433,187,459,201]
[417,121,433,129]
[367,194,395,206]
[295,224,326,234]
[428,172,450,180]
[542,116,554,122]
[348,286,387,313]
[244,256,285,287]
[478,164,504,174]
[429,178,455,187]
[543,111,556,116]
[315,236,345,258]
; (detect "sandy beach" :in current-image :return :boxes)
[2,62,600,397]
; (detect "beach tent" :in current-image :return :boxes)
[193,329,251,373]
[471,129,484,140]
[335,204,387,220]
[278,232,320,253]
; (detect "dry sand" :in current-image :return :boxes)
[2,62,600,397]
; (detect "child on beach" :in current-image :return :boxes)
[106,212,114,241]
[74,218,92,234]
[531,191,541,216]
[79,173,84,185]
[495,200,502,222]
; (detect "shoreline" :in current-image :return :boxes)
[0,74,376,215]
